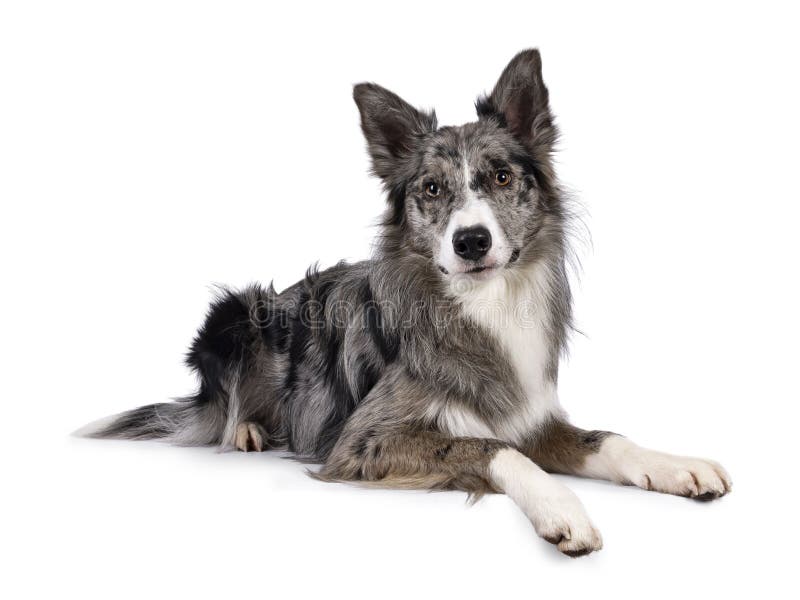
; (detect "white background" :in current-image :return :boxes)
[2,1,798,598]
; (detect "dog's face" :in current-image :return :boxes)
[355,49,560,283]
[403,122,537,280]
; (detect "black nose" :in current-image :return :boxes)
[452,226,492,261]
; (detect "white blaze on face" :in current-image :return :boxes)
[436,160,512,275]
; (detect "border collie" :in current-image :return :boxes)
[78,49,731,557]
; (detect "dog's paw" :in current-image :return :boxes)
[489,448,603,557]
[605,439,732,499]
[489,448,603,556]
[234,422,267,452]
[628,453,731,499]
[533,494,604,557]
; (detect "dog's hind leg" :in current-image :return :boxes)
[76,284,283,450]
[234,422,268,452]
[524,419,732,500]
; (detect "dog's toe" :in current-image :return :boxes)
[235,422,267,452]
[555,524,603,558]
[535,506,603,558]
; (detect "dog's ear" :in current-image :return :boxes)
[477,49,557,156]
[353,83,437,184]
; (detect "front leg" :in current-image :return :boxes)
[526,420,732,500]
[321,427,602,557]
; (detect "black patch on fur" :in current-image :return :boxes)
[312,277,336,309]
[475,96,508,128]
[255,293,292,354]
[433,142,461,163]
[297,272,390,459]
[435,443,452,460]
[355,360,382,401]
[468,173,481,191]
[323,308,383,455]
[315,356,383,459]
[362,282,400,363]
[314,331,357,458]
[186,290,253,401]
[581,430,612,450]
[322,323,343,388]
[284,290,312,397]
[510,152,551,194]
[479,440,508,455]
[384,183,407,227]
[371,442,383,460]
[268,315,292,354]
[509,152,539,178]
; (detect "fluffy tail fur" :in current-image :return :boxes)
[75,285,274,449]
[74,397,227,446]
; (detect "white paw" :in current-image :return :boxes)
[589,436,732,499]
[531,492,604,557]
[627,452,732,499]
[489,448,603,557]
[234,422,267,452]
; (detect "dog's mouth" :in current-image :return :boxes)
[466,265,489,274]
[438,248,520,277]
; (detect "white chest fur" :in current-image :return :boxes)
[437,262,565,444]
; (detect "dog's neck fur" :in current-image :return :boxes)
[374,213,572,444]
[439,255,567,443]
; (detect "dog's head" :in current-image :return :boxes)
[355,49,564,283]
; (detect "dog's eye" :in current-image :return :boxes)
[494,170,512,186]
[424,182,440,198]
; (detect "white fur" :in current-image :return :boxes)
[71,414,118,438]
[219,370,243,450]
[435,403,496,439]
[438,259,565,444]
[580,435,733,497]
[489,448,602,555]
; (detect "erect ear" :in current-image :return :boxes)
[476,49,557,156]
[353,83,437,184]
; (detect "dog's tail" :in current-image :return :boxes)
[74,284,277,448]
[73,396,227,445]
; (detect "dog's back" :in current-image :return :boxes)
[79,260,401,459]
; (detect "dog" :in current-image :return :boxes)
[78,49,731,557]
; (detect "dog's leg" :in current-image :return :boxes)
[526,420,732,500]
[320,430,602,556]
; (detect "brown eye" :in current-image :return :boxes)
[424,181,440,198]
[495,170,512,186]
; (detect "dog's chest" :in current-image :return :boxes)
[439,265,563,444]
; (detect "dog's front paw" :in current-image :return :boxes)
[489,448,603,557]
[621,447,732,500]
[533,495,604,557]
